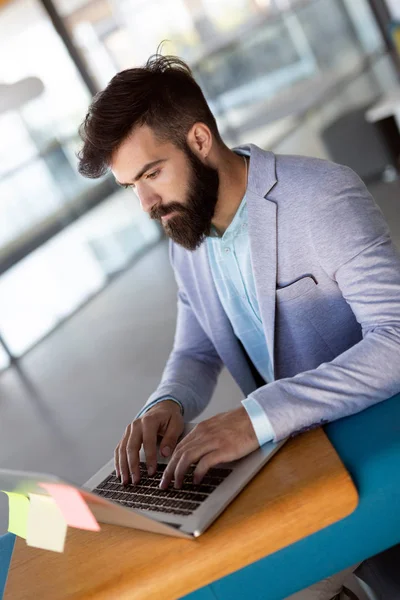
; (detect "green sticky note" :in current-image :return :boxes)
[2,491,29,539]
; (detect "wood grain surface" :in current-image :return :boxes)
[5,428,358,600]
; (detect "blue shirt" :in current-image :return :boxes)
[205,193,275,446]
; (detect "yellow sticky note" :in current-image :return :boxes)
[2,491,29,539]
[27,493,67,553]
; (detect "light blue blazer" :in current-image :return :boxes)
[143,144,400,441]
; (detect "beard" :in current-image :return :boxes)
[149,145,219,251]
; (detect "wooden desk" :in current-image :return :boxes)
[5,429,358,600]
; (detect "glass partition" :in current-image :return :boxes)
[0,0,161,360]
[0,0,98,271]
[53,0,387,150]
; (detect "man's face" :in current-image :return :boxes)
[111,125,219,251]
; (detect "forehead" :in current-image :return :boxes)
[110,125,179,181]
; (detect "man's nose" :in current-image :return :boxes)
[137,184,160,214]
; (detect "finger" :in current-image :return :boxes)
[126,420,143,485]
[193,451,222,485]
[159,450,180,490]
[173,445,209,489]
[159,423,209,489]
[158,432,193,489]
[118,425,132,486]
[114,444,121,480]
[159,416,185,458]
[160,440,211,489]
[141,414,159,476]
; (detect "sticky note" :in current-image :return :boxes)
[39,483,100,532]
[2,491,29,539]
[27,493,67,553]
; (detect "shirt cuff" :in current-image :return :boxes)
[241,396,275,446]
[135,396,184,420]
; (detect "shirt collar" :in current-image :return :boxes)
[209,194,247,240]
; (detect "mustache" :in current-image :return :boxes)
[150,202,187,220]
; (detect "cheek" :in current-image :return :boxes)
[158,172,188,203]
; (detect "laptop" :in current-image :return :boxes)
[0,423,286,540]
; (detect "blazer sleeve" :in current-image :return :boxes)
[248,166,400,441]
[141,244,223,422]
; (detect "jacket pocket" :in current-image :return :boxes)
[274,275,333,377]
[276,275,318,303]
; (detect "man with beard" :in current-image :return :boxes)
[78,54,400,600]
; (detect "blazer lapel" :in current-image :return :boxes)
[245,145,278,379]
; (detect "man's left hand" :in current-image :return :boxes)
[159,406,259,489]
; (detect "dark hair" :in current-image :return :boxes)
[77,54,222,178]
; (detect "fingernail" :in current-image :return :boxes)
[159,477,166,489]
[148,466,155,476]
[162,446,171,457]
[131,475,136,485]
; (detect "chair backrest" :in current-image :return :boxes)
[321,104,393,182]
[0,533,16,599]
[355,544,400,600]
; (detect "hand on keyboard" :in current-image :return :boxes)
[159,406,259,489]
[114,400,184,486]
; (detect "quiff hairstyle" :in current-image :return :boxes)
[78,54,222,178]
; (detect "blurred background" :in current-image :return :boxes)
[0,0,400,532]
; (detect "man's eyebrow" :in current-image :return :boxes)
[116,159,167,186]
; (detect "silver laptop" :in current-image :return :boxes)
[0,423,285,540]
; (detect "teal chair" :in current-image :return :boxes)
[0,533,15,599]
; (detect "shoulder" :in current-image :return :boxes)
[274,153,361,192]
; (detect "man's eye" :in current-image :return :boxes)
[147,170,160,180]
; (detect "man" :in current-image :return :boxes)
[78,54,400,600]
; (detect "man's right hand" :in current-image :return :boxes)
[114,400,185,486]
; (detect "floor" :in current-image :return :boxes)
[0,176,398,599]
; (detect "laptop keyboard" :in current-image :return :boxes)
[93,462,233,516]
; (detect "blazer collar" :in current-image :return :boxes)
[233,143,278,198]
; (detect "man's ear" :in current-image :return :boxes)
[186,122,213,160]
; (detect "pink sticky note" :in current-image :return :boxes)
[39,483,100,532]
